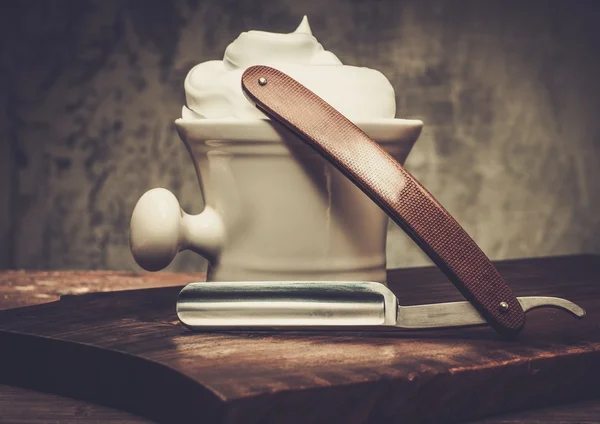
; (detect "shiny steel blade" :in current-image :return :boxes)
[177,281,585,330]
[177,281,398,328]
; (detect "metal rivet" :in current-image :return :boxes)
[499,301,509,312]
[258,77,267,86]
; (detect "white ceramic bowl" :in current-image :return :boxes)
[130,114,422,283]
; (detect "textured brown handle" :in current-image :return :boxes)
[241,65,525,337]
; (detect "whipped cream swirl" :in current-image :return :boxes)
[184,16,396,120]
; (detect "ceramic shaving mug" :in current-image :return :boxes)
[130,116,421,283]
[129,17,423,283]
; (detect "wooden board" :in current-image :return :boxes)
[1,255,599,424]
[0,270,202,310]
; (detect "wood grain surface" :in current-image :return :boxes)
[0,270,202,310]
[1,255,599,423]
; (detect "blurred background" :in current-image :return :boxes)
[1,0,599,273]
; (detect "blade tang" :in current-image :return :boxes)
[395,296,585,329]
[517,296,585,318]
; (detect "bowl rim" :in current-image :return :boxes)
[175,116,423,144]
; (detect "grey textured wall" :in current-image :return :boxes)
[1,0,600,272]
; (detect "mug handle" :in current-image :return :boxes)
[129,188,224,271]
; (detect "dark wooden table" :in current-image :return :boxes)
[1,255,599,423]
